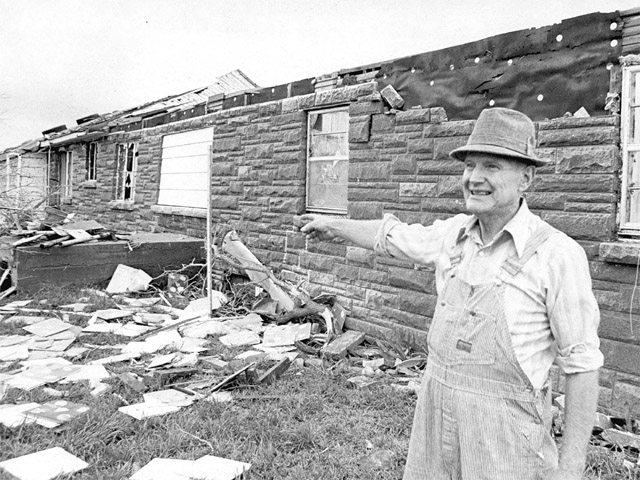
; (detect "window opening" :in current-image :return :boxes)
[116,143,138,201]
[306,107,349,213]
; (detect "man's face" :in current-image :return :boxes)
[462,153,533,223]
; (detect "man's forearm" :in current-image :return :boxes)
[328,219,381,250]
[556,370,599,476]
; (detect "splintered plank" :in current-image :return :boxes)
[322,330,366,360]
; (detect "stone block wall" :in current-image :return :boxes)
[63,82,640,415]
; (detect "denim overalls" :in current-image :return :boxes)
[403,226,559,480]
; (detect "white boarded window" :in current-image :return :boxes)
[306,107,348,213]
[158,127,213,209]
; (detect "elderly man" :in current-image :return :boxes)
[298,108,602,480]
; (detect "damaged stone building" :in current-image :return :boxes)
[2,8,640,416]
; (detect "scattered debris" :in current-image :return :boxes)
[0,447,89,480]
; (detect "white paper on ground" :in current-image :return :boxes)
[118,403,181,419]
[194,454,252,480]
[218,330,260,347]
[60,364,110,383]
[89,352,141,365]
[0,402,40,428]
[261,323,311,347]
[143,389,195,407]
[22,318,72,337]
[94,308,133,320]
[106,264,152,294]
[131,458,199,480]
[0,344,29,362]
[0,446,88,480]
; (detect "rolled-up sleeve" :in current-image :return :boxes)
[373,213,466,267]
[546,236,604,374]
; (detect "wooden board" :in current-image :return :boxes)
[13,233,204,292]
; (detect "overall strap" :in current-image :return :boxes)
[500,224,558,277]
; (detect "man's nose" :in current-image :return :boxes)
[466,166,485,183]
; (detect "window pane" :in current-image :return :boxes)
[628,151,640,224]
[308,159,348,210]
[311,133,348,157]
[631,72,640,144]
[311,111,348,134]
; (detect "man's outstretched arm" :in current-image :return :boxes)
[296,214,381,250]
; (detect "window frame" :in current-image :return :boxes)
[86,142,98,181]
[620,65,640,234]
[305,105,349,214]
[60,150,73,199]
[115,142,138,202]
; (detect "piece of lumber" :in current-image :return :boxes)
[257,358,291,385]
[59,231,112,247]
[12,233,49,247]
[221,230,294,311]
[40,235,72,249]
[322,330,366,360]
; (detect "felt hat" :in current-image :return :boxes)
[449,108,548,167]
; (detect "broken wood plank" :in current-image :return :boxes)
[257,358,291,385]
[11,233,50,247]
[221,230,295,312]
[40,235,72,249]
[59,231,112,247]
[322,330,366,360]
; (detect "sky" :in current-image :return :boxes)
[1,0,639,150]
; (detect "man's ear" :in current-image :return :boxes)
[519,165,536,192]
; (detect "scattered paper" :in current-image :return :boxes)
[218,331,261,348]
[22,400,90,428]
[0,402,40,428]
[106,264,152,293]
[118,402,181,419]
[22,318,73,337]
[0,446,88,480]
[261,323,311,347]
[130,455,250,480]
[143,389,196,407]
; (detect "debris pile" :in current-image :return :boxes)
[0,230,425,480]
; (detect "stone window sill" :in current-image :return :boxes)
[109,200,136,211]
[151,205,207,218]
[599,241,640,265]
[81,180,97,189]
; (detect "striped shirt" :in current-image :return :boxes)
[373,199,603,389]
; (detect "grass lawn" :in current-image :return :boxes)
[0,283,637,479]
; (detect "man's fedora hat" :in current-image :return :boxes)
[450,107,549,167]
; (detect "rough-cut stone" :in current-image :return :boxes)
[396,109,431,125]
[555,145,619,174]
[323,330,366,359]
[399,182,438,197]
[437,176,463,197]
[538,127,617,147]
[380,84,405,109]
[350,163,391,181]
[349,116,371,143]
[541,212,614,240]
[391,155,417,174]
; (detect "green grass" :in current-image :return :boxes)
[0,283,638,479]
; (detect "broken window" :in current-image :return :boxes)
[116,143,138,202]
[158,127,213,209]
[86,142,98,181]
[621,65,640,233]
[306,107,349,213]
[59,151,73,199]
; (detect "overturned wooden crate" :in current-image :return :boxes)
[11,232,205,292]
